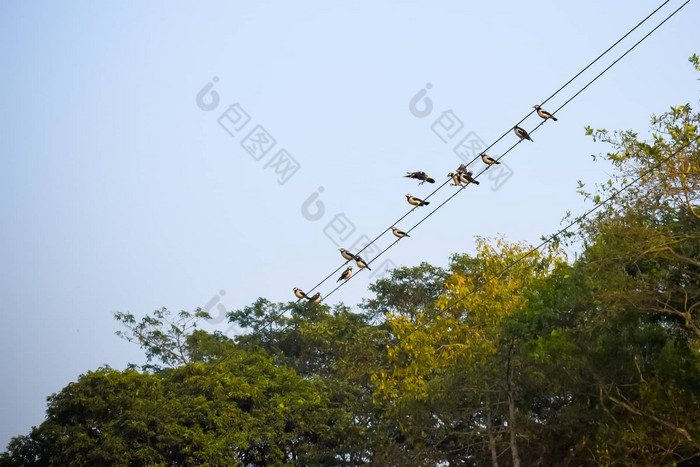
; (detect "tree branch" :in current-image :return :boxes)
[607,394,699,448]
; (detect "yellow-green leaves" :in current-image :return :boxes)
[375,238,564,408]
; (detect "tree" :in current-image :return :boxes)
[374,239,565,466]
[114,307,212,371]
[568,91,700,463]
[229,298,392,465]
[2,317,335,466]
[360,262,450,322]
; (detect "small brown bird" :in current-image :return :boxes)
[339,248,356,262]
[459,170,480,186]
[391,226,409,238]
[307,292,322,304]
[293,287,307,299]
[405,171,435,185]
[405,194,430,206]
[514,126,533,141]
[534,105,557,121]
[447,172,463,186]
[354,255,371,271]
[480,152,500,165]
[337,266,353,282]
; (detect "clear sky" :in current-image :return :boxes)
[1,0,698,448]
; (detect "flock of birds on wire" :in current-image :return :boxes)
[293,105,558,304]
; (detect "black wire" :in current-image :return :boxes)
[268,0,685,325]
[442,134,700,313]
[458,0,673,169]
[326,137,699,306]
[541,1,671,107]
[298,178,452,300]
[319,187,468,302]
[326,135,698,359]
[319,0,690,304]
[353,135,698,348]
[550,0,690,117]
[306,0,678,302]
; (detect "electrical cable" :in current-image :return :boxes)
[318,0,690,303]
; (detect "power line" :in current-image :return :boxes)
[295,177,453,302]
[290,134,699,339]
[460,0,673,168]
[253,0,687,339]
[441,135,699,313]
[311,136,699,370]
[311,0,681,300]
[324,137,699,351]
[318,0,689,304]
[550,0,690,118]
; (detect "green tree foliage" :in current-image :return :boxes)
[360,262,450,321]
[114,307,212,371]
[566,92,700,463]
[373,239,567,466]
[228,296,393,464]
[1,331,334,466]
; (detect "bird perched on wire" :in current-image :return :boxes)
[447,172,463,187]
[391,226,409,238]
[339,248,356,262]
[405,171,435,185]
[514,126,533,141]
[405,194,429,206]
[293,287,307,299]
[307,292,321,304]
[533,105,557,121]
[354,255,371,271]
[459,170,480,185]
[480,152,500,165]
[337,266,352,282]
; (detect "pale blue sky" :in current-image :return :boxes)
[1,0,698,448]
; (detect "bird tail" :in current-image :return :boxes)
[366,265,372,271]
[551,116,558,121]
[494,160,501,164]
[422,201,430,206]
[427,177,435,183]
[473,180,481,185]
